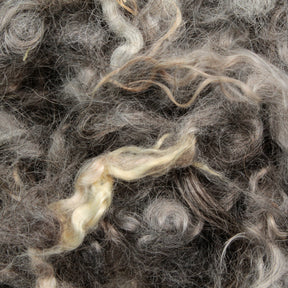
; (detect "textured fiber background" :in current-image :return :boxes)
[0,0,288,287]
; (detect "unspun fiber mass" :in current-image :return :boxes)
[0,0,288,287]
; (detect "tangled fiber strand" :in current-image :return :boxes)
[1,0,288,287]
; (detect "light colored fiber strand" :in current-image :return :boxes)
[92,0,182,94]
[49,133,197,253]
[147,0,182,57]
[116,0,138,16]
[99,0,143,68]
[28,248,57,288]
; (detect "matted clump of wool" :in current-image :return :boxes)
[0,0,288,287]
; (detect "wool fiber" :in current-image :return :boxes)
[0,0,288,287]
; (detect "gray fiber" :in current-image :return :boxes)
[0,0,288,287]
